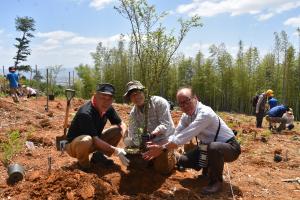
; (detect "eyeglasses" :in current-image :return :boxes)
[129,89,142,97]
[178,97,193,107]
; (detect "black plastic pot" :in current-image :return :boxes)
[7,164,25,183]
[48,94,55,101]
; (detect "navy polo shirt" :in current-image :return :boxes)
[67,101,121,142]
[267,105,288,118]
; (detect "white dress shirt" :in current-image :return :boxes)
[168,101,234,145]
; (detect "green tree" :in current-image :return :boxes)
[116,0,202,134]
[75,64,97,98]
[48,65,63,95]
[13,16,35,71]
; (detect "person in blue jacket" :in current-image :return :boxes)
[266,105,290,132]
[6,67,19,103]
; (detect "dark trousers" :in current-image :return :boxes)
[27,93,37,98]
[178,138,241,183]
[256,110,265,128]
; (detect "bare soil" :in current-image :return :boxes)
[0,96,299,200]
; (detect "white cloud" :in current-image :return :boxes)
[89,0,115,10]
[26,30,129,67]
[36,30,127,49]
[180,42,264,59]
[284,15,300,27]
[67,36,100,45]
[276,1,300,13]
[177,0,300,21]
[67,34,127,45]
[44,38,60,45]
[293,31,299,37]
[257,13,274,21]
[37,31,76,40]
[0,29,4,34]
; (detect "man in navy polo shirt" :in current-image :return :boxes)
[66,83,129,170]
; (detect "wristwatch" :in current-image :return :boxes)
[161,144,168,153]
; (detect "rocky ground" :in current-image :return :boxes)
[0,96,299,200]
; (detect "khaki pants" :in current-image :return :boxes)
[65,126,122,168]
[153,150,176,174]
[152,139,176,174]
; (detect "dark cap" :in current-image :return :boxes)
[8,67,16,72]
[96,83,115,96]
[123,80,145,100]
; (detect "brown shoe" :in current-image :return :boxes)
[201,181,222,195]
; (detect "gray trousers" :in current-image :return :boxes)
[178,137,241,183]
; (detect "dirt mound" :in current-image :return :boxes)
[26,135,53,147]
[2,169,117,200]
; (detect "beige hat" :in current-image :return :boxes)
[123,80,145,101]
[287,108,293,115]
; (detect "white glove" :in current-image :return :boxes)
[114,147,130,166]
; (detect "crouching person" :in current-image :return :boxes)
[66,83,129,171]
[282,109,294,130]
[123,80,176,174]
[143,87,241,195]
[265,105,290,132]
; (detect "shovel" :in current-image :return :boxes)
[56,89,75,151]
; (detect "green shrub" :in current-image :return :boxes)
[0,130,24,166]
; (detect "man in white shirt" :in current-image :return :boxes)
[282,109,294,130]
[143,87,241,195]
[22,85,37,98]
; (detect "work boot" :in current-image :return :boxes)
[90,151,114,167]
[201,181,222,195]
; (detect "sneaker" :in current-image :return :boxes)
[90,151,114,166]
[176,164,186,172]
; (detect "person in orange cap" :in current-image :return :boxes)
[255,89,274,128]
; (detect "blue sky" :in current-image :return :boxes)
[1,0,300,72]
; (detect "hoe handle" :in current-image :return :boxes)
[63,100,71,136]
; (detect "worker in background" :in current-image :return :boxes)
[255,89,274,128]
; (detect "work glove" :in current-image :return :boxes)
[114,147,130,166]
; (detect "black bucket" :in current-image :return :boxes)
[7,164,25,183]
